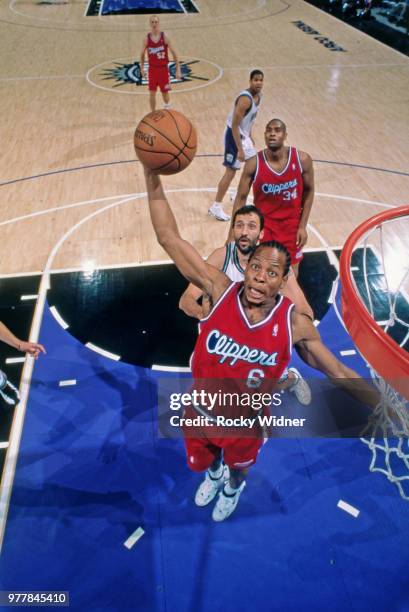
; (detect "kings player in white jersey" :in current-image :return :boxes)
[208,70,264,222]
[180,205,312,405]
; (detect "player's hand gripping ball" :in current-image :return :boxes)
[134,109,197,175]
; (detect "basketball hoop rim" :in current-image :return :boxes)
[340,205,409,400]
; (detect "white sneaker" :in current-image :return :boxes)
[194,465,230,507]
[212,481,246,522]
[288,367,312,406]
[208,203,231,221]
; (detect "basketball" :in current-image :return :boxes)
[134,109,197,175]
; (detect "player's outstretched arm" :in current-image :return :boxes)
[144,168,230,301]
[227,155,257,243]
[0,321,46,359]
[179,247,227,319]
[291,311,378,407]
[297,152,314,248]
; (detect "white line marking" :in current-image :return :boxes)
[124,527,145,549]
[351,267,360,271]
[327,280,339,305]
[0,271,42,279]
[5,357,25,364]
[152,364,191,372]
[337,499,360,518]
[0,193,141,552]
[49,306,69,330]
[58,379,77,387]
[340,349,357,356]
[0,443,9,450]
[20,295,38,301]
[85,343,120,361]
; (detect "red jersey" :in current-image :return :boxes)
[253,147,303,224]
[191,282,294,393]
[146,32,169,68]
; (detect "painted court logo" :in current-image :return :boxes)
[88,57,222,94]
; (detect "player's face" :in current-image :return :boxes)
[249,74,264,94]
[150,16,160,32]
[265,122,286,150]
[243,247,288,305]
[233,213,262,255]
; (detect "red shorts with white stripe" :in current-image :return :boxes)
[148,66,171,92]
[183,431,263,472]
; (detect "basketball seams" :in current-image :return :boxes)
[140,118,185,157]
[134,110,196,175]
[166,110,190,147]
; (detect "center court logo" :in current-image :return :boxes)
[87,57,222,94]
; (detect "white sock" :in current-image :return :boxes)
[209,464,223,479]
[224,481,241,495]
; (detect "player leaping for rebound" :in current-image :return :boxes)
[142,167,377,522]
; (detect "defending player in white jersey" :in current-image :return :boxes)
[208,70,264,222]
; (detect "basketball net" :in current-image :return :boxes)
[341,207,409,500]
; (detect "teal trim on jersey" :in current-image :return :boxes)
[233,244,246,275]
[222,244,231,274]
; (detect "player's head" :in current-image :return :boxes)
[149,15,160,31]
[232,206,264,255]
[265,119,287,151]
[243,241,291,305]
[249,69,264,94]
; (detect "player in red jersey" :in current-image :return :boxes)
[231,118,314,272]
[140,15,181,112]
[143,167,377,522]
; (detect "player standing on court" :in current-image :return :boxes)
[208,70,264,222]
[231,118,314,275]
[142,167,377,521]
[140,15,181,112]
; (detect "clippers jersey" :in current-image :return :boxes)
[227,90,261,138]
[222,242,245,282]
[191,282,294,390]
[253,147,303,224]
[147,32,169,68]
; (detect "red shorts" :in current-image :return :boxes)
[184,433,263,472]
[262,224,303,265]
[148,66,171,92]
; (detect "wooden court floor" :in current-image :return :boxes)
[0,0,408,279]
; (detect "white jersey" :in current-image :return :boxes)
[226,90,261,138]
[222,242,245,282]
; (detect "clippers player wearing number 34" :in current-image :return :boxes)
[232,118,314,274]
[143,167,377,523]
[140,15,181,112]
